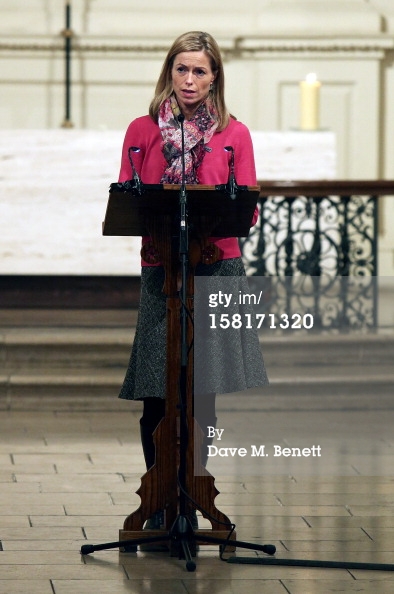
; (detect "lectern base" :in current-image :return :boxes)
[119,528,237,553]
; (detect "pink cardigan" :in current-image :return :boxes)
[118,115,258,266]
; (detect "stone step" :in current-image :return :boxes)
[1,366,394,411]
[3,366,393,393]
[1,328,135,369]
[0,308,137,328]
[1,327,394,369]
[1,347,394,408]
[1,309,393,409]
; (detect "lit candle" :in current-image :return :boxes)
[300,73,321,131]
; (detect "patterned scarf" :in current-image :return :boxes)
[159,95,218,184]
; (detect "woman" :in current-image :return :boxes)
[117,31,268,529]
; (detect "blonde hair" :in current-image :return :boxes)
[149,31,230,131]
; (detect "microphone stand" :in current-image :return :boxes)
[168,113,197,569]
[177,114,189,372]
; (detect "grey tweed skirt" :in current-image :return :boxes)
[118,257,268,400]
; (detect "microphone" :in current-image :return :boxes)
[224,145,237,200]
[127,146,144,195]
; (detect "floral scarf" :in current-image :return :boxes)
[158,95,218,184]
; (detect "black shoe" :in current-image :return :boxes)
[140,511,168,552]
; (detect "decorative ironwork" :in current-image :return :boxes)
[240,181,394,330]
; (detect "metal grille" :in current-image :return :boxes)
[240,181,394,330]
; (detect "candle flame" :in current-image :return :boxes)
[306,73,318,83]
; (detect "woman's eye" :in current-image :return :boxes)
[175,66,206,77]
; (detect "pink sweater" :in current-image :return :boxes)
[118,115,258,266]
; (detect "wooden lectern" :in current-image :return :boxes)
[81,183,275,569]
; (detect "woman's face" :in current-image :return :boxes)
[171,51,215,119]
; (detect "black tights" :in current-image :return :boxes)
[140,395,217,469]
[140,397,166,429]
[140,394,217,432]
[140,395,216,472]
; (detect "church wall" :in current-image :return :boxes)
[1,0,394,275]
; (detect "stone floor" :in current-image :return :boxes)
[1,306,394,592]
[1,404,394,594]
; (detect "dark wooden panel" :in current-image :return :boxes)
[258,180,394,196]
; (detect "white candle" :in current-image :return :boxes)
[300,73,321,131]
